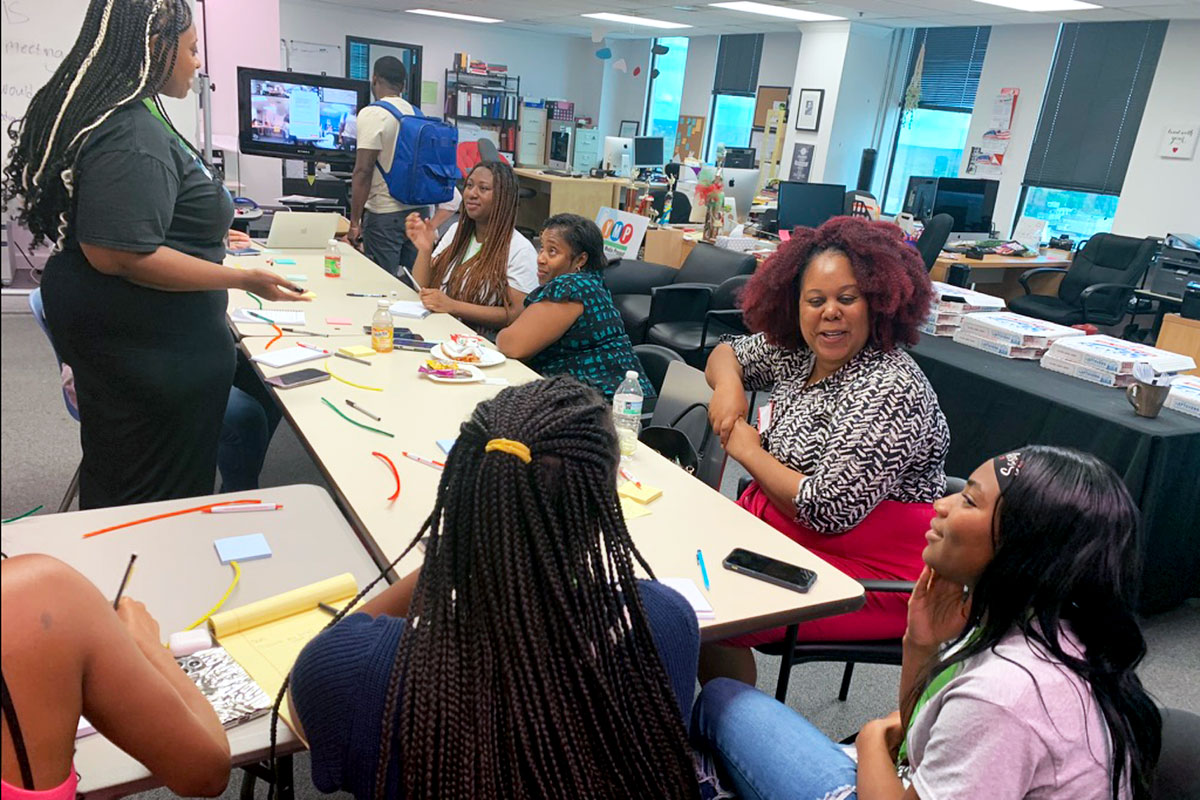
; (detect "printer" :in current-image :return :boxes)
[1145,232,1200,299]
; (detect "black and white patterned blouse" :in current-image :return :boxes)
[731,333,949,533]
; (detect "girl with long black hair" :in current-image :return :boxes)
[286,376,701,799]
[2,0,304,508]
[694,445,1161,800]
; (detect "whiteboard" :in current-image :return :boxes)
[1,0,199,175]
[282,39,343,78]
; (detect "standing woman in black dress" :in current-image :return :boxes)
[3,0,306,508]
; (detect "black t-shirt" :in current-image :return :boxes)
[68,100,233,261]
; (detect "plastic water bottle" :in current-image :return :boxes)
[324,239,342,278]
[371,300,394,353]
[612,370,643,456]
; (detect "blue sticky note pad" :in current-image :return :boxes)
[274,257,297,265]
[437,438,457,454]
[214,533,272,564]
[286,274,308,281]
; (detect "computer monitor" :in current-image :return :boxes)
[238,67,369,166]
[603,136,634,176]
[902,176,938,220]
[722,167,760,223]
[548,123,573,171]
[724,147,755,169]
[777,181,847,232]
[932,178,999,234]
[633,136,665,168]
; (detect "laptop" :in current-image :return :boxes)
[264,212,339,249]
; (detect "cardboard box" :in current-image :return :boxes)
[952,329,1046,359]
[1039,354,1134,387]
[1045,334,1196,375]
[960,312,1084,349]
[1165,375,1200,417]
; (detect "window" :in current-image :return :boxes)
[1019,21,1167,239]
[881,27,989,216]
[644,37,690,161]
[705,34,763,161]
[1019,187,1120,242]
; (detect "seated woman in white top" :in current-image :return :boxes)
[406,161,537,335]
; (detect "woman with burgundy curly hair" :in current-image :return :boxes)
[700,216,950,686]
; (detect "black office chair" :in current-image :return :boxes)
[755,475,967,703]
[1007,233,1159,328]
[915,213,954,272]
[1154,707,1200,799]
[632,343,684,419]
[645,274,751,367]
[606,243,757,344]
[648,188,693,225]
[638,361,728,490]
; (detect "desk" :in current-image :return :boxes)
[1156,314,1200,376]
[932,250,1071,301]
[908,335,1200,612]
[0,485,383,799]
[514,167,630,233]
[236,247,865,642]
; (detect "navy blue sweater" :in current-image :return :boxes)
[290,579,700,797]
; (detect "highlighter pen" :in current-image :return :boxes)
[205,502,284,513]
[246,310,275,324]
[113,553,138,609]
[347,292,385,298]
[402,451,446,470]
[345,399,381,421]
[282,327,328,337]
[297,341,332,355]
[696,549,711,592]
[334,351,372,366]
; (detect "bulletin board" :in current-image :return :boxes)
[753,86,790,129]
[675,115,706,161]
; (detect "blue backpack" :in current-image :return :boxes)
[370,101,459,206]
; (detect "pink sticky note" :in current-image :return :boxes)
[779,229,791,242]
[326,316,352,326]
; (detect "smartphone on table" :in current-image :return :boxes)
[265,368,330,389]
[723,548,817,593]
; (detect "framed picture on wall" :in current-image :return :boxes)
[619,120,639,138]
[795,88,824,132]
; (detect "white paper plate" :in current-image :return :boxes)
[431,342,507,367]
[422,363,485,384]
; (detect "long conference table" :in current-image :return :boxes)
[227,244,865,642]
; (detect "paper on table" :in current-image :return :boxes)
[214,533,272,564]
[251,346,327,369]
[620,496,651,520]
[389,300,432,319]
[211,574,358,729]
[658,578,715,619]
[618,481,662,505]
[231,308,307,325]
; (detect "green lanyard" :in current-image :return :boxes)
[896,629,979,764]
[141,97,189,149]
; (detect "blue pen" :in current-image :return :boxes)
[696,549,711,591]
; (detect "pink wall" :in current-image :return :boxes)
[198,0,282,199]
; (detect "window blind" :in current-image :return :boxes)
[1024,21,1167,195]
[906,26,990,113]
[713,34,763,96]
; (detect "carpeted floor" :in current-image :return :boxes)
[3,310,1197,800]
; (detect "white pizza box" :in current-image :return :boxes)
[1040,353,1135,388]
[952,328,1047,360]
[930,281,1006,314]
[1043,335,1196,375]
[920,319,961,337]
[1165,375,1200,418]
[960,312,1085,348]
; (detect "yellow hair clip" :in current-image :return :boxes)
[485,438,531,464]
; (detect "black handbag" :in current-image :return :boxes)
[637,402,713,475]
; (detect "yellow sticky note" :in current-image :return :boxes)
[301,291,318,300]
[618,481,662,505]
[338,345,375,358]
[621,496,652,520]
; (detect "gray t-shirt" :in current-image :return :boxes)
[906,625,1124,800]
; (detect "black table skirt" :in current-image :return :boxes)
[908,334,1200,613]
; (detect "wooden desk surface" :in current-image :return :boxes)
[514,166,632,187]
[0,485,383,799]
[236,254,864,643]
[934,250,1072,270]
[1157,314,1200,376]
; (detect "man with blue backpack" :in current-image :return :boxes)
[348,56,460,276]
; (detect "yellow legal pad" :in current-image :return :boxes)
[620,496,652,521]
[618,481,662,505]
[209,573,357,731]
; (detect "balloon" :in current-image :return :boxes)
[633,66,642,77]
[651,44,670,55]
[612,58,627,73]
[595,47,612,60]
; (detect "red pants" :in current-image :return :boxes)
[723,482,932,647]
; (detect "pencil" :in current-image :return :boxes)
[346,399,381,421]
[113,553,138,609]
[317,602,339,616]
[335,351,372,366]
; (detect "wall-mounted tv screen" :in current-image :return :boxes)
[237,67,369,165]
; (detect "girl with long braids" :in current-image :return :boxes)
[694,445,1161,800]
[406,161,538,335]
[287,376,702,799]
[2,0,305,508]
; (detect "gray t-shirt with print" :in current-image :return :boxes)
[906,625,1125,800]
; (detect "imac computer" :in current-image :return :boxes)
[238,67,369,167]
[721,167,760,223]
[932,177,999,239]
[633,136,665,168]
[603,136,634,177]
[777,181,846,232]
[902,176,938,221]
[724,147,755,169]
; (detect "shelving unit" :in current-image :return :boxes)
[444,68,521,161]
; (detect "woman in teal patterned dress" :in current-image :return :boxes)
[496,214,655,401]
